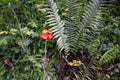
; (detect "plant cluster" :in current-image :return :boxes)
[0,0,120,80]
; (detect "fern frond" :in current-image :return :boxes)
[46,0,70,53]
[45,0,107,54]
[64,0,81,52]
[98,44,120,65]
[73,0,102,50]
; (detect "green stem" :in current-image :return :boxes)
[43,41,47,80]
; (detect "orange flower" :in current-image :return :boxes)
[40,29,53,41]
[4,59,9,65]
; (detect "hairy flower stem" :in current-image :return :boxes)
[44,41,47,63]
[43,41,47,80]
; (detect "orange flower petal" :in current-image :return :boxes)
[47,30,52,35]
[41,33,48,39]
[42,29,48,33]
[40,29,53,41]
[48,34,52,39]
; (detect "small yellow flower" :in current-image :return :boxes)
[77,60,82,64]
[72,60,77,63]
[68,60,83,66]
[68,62,74,66]
[96,56,99,59]
[16,0,19,2]
[73,63,80,66]
[13,16,16,19]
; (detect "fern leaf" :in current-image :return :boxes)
[46,0,70,53]
[64,0,81,52]
[73,0,102,50]
[99,44,120,65]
